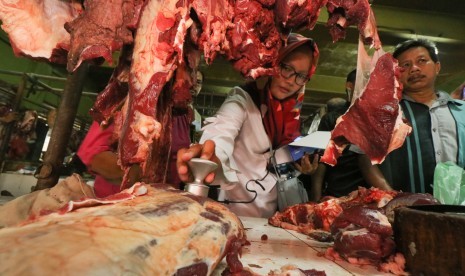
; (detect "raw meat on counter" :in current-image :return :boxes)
[222,264,327,275]
[268,187,440,275]
[0,175,246,275]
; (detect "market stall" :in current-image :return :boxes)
[0,0,464,276]
[214,216,390,276]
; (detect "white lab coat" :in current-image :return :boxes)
[200,87,278,218]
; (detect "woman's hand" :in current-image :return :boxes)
[294,153,319,175]
[177,140,220,183]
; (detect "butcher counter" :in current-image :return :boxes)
[214,216,392,276]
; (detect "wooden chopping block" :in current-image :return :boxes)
[394,205,465,275]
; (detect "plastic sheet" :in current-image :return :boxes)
[433,161,465,205]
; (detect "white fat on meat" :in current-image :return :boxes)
[131,0,181,92]
[0,0,80,59]
[0,185,245,275]
[341,227,369,238]
[173,8,193,63]
[130,111,162,159]
[367,210,391,228]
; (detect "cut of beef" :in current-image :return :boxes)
[382,192,440,223]
[64,0,143,71]
[330,205,393,236]
[274,0,327,31]
[321,53,412,166]
[333,229,396,261]
[191,0,234,65]
[268,202,316,234]
[330,206,395,261]
[0,180,246,275]
[0,0,379,185]
[326,0,380,47]
[118,0,193,184]
[0,0,81,63]
[225,0,281,78]
[89,45,133,126]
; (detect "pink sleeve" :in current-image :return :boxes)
[77,121,115,166]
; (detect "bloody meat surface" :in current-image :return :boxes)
[321,53,411,165]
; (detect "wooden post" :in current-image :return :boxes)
[34,63,89,190]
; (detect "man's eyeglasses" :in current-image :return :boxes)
[279,63,310,86]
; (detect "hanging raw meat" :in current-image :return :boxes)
[64,0,144,71]
[321,53,412,165]
[0,0,82,63]
[89,45,133,126]
[0,0,383,184]
[275,0,327,31]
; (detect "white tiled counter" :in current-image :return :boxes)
[214,217,391,275]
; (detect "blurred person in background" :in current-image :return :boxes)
[309,69,368,201]
[450,81,465,100]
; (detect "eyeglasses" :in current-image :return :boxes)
[279,63,310,86]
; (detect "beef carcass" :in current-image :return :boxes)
[321,53,412,165]
[117,0,193,183]
[191,0,234,64]
[275,0,327,31]
[0,0,81,63]
[326,0,380,48]
[225,0,282,78]
[0,0,379,185]
[0,181,246,275]
[64,0,144,72]
[89,45,133,126]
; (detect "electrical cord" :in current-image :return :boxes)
[217,153,277,204]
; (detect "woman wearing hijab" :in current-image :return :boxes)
[178,33,319,217]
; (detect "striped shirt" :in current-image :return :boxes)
[379,91,458,193]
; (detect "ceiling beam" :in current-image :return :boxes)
[315,5,465,42]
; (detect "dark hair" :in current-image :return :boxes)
[393,39,439,62]
[346,69,356,84]
[326,97,349,113]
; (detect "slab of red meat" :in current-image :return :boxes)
[268,187,398,234]
[0,0,81,64]
[330,206,395,261]
[274,0,327,31]
[118,0,192,184]
[343,186,397,208]
[225,0,281,78]
[268,202,316,234]
[191,0,234,65]
[312,198,343,231]
[326,0,380,48]
[382,192,439,224]
[89,45,133,126]
[321,53,412,166]
[0,182,247,275]
[64,0,144,72]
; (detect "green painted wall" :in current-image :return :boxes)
[0,30,101,123]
